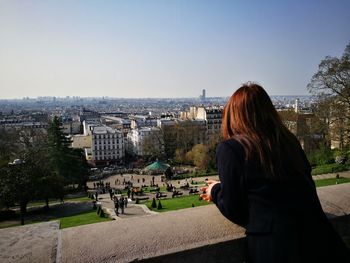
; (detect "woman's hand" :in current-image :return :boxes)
[200,180,220,202]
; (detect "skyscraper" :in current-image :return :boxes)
[200,89,206,101]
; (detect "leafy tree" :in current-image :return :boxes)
[47,117,88,188]
[308,43,350,149]
[206,133,222,171]
[174,148,187,164]
[162,121,206,159]
[307,143,334,166]
[0,118,88,219]
[0,128,20,167]
[0,160,38,225]
[142,131,164,161]
[186,144,210,170]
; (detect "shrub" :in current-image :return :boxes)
[151,198,157,208]
[157,200,162,210]
[0,210,16,220]
[311,163,348,175]
[100,209,105,218]
[308,145,334,166]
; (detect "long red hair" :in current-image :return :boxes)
[222,83,300,176]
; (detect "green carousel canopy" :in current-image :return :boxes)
[144,160,170,173]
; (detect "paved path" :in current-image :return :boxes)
[87,173,218,189]
[313,170,350,180]
[97,194,149,219]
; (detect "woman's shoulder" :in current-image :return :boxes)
[216,138,245,157]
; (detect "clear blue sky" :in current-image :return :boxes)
[0,0,349,98]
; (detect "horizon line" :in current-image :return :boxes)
[0,94,312,100]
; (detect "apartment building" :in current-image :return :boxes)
[91,126,124,165]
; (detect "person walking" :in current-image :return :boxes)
[109,188,113,200]
[124,197,128,208]
[119,197,125,214]
[114,196,119,215]
[201,83,350,262]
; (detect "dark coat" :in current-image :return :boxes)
[211,139,350,263]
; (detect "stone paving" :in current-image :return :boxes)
[96,193,149,219]
[0,221,59,263]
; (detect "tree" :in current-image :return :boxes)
[0,118,88,220]
[174,148,187,164]
[186,144,210,170]
[0,127,49,223]
[0,128,20,167]
[0,160,38,225]
[307,143,334,166]
[142,131,164,161]
[164,167,173,180]
[206,133,222,171]
[308,43,350,149]
[47,117,88,188]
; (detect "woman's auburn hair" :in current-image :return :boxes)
[222,82,299,177]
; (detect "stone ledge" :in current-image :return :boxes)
[60,183,350,263]
[0,221,60,263]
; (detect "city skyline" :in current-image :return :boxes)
[0,0,349,99]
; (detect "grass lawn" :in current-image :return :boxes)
[65,196,92,202]
[144,194,210,213]
[142,186,167,193]
[58,210,110,229]
[191,181,206,186]
[315,177,350,188]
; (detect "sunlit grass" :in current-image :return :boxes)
[144,194,210,212]
[315,177,350,187]
[58,210,110,229]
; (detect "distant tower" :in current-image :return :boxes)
[294,98,300,113]
[202,89,206,101]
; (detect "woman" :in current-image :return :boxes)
[201,83,350,262]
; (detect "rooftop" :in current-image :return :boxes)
[92,126,121,134]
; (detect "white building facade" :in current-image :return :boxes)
[91,126,124,165]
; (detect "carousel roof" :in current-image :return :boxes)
[144,160,170,172]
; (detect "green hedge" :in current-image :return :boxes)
[311,163,349,175]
